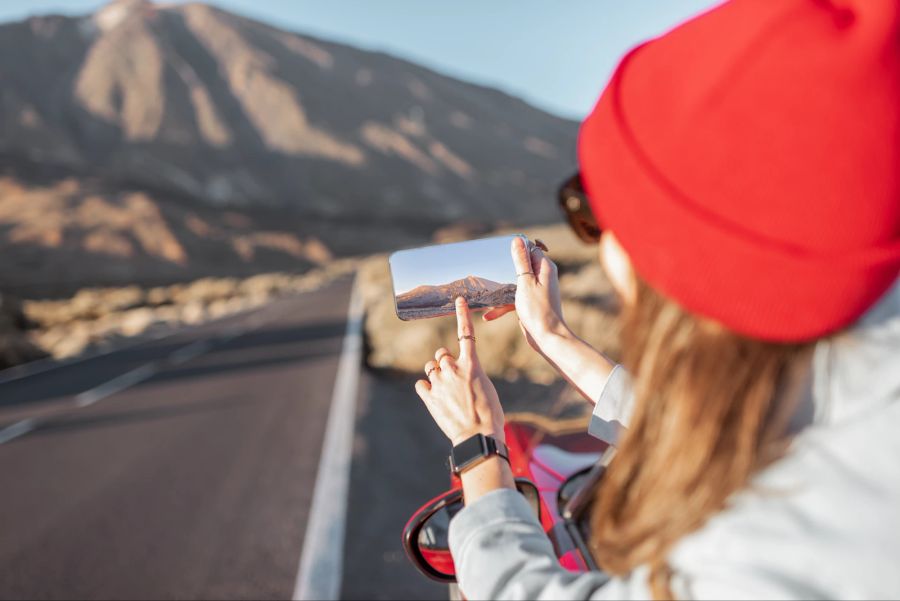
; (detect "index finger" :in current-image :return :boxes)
[455,296,477,361]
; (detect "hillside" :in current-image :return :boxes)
[396,275,516,317]
[0,0,578,295]
[397,275,504,306]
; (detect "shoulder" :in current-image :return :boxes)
[670,401,900,599]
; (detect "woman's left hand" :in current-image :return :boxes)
[415,297,505,446]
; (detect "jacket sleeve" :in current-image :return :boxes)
[446,368,646,600]
[448,489,651,600]
[588,364,634,444]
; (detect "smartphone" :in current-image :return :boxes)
[388,234,525,321]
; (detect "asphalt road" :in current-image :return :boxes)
[0,276,417,600]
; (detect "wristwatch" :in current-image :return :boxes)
[449,433,510,475]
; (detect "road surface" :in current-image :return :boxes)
[0,277,397,599]
[0,276,453,600]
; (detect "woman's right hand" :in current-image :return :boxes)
[485,236,616,404]
[483,237,571,358]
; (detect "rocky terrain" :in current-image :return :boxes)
[397,275,506,306]
[396,275,516,318]
[0,173,336,297]
[0,0,578,295]
[10,260,356,365]
[0,293,49,369]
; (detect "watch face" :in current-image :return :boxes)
[452,435,486,471]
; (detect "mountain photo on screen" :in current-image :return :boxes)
[389,235,522,320]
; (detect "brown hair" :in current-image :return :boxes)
[590,278,810,599]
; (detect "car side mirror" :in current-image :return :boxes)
[402,478,541,582]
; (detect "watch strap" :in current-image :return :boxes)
[449,433,510,475]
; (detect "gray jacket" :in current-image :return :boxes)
[448,278,900,600]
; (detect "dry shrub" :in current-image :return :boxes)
[21,259,358,361]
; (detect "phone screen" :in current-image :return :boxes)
[388,235,523,320]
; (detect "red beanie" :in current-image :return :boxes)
[578,0,900,341]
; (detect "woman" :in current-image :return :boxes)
[413,0,900,598]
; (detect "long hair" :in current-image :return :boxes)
[589,278,811,599]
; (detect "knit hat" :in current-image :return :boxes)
[578,0,900,341]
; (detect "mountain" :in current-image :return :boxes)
[0,0,578,295]
[396,275,515,311]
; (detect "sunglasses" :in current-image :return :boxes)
[557,172,602,244]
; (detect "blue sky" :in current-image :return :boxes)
[0,0,721,119]
[391,235,519,295]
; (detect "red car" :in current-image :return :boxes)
[403,416,613,592]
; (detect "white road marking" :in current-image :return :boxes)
[0,418,37,445]
[74,363,158,408]
[0,325,176,386]
[168,340,212,365]
[216,327,245,344]
[293,276,364,601]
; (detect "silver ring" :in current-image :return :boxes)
[517,272,535,278]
